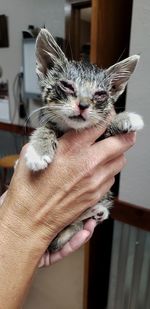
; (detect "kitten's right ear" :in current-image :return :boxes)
[36,28,68,79]
[105,55,140,101]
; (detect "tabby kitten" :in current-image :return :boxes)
[25,29,144,252]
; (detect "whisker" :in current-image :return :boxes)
[25,106,50,125]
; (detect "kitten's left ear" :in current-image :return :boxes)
[105,55,140,101]
[36,28,68,79]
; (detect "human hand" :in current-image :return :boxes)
[0,191,96,267]
[0,192,96,268]
[0,125,136,263]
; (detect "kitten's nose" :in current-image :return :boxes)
[79,101,90,110]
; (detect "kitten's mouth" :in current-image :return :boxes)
[68,115,86,121]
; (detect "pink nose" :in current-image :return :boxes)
[79,101,90,110]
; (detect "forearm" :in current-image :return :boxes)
[0,207,45,309]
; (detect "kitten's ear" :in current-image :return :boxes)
[105,55,140,101]
[35,28,68,79]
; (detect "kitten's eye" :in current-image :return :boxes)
[94,90,108,101]
[111,85,117,91]
[60,80,75,93]
[94,90,107,96]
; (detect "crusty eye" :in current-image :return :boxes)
[94,90,107,96]
[94,90,108,101]
[60,80,75,93]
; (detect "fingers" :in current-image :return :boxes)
[62,132,135,182]
[38,251,50,268]
[80,177,115,209]
[76,154,125,203]
[39,219,97,267]
[83,219,97,236]
[91,132,136,165]
[39,231,89,267]
[104,154,126,177]
[95,154,126,186]
[76,155,125,211]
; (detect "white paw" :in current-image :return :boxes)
[128,113,144,131]
[78,204,110,222]
[25,145,52,171]
[94,205,109,222]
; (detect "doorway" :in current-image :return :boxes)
[65,1,133,308]
[65,0,91,61]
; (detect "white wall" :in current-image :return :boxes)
[0,0,65,123]
[119,0,150,208]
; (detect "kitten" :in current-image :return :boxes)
[25,29,144,252]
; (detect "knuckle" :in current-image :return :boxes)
[119,154,126,168]
[20,144,29,156]
[120,155,127,171]
[85,168,93,179]
[83,158,96,178]
[88,177,99,192]
[111,177,115,186]
[106,177,115,191]
[90,191,100,204]
[112,155,126,176]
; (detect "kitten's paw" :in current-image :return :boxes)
[92,205,109,223]
[77,202,110,223]
[128,113,144,131]
[25,145,52,171]
[111,112,144,134]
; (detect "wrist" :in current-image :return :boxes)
[0,211,44,309]
[0,199,52,259]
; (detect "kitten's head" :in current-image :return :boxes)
[36,29,140,130]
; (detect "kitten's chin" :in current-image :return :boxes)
[65,118,94,130]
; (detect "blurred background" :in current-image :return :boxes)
[0,1,149,309]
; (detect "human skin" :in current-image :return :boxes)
[0,126,136,308]
[0,191,97,267]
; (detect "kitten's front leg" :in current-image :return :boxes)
[49,222,84,252]
[49,193,112,252]
[105,111,144,137]
[25,127,58,171]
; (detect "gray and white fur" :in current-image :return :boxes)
[25,29,144,252]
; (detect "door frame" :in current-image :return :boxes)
[65,0,91,60]
[65,1,133,308]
